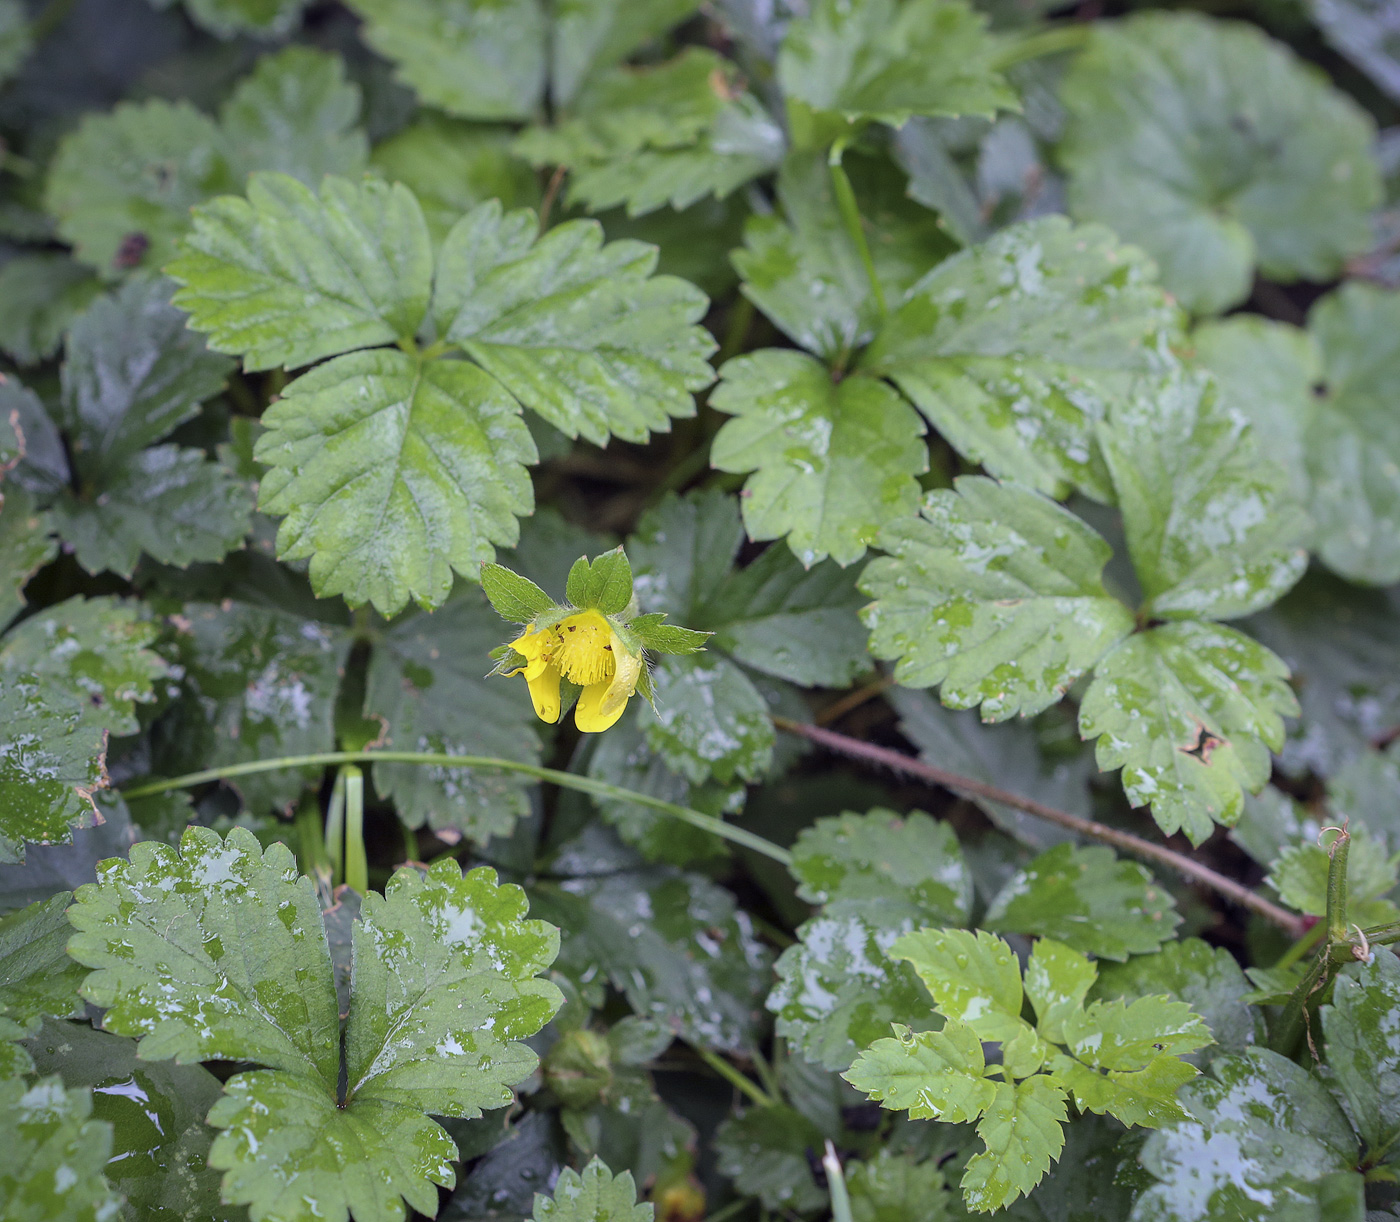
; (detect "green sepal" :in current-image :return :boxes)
[482,561,557,624]
[625,613,711,655]
[566,547,634,614]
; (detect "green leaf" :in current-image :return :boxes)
[550,0,700,107]
[0,895,86,1072]
[864,217,1178,503]
[0,1075,123,1222]
[624,615,711,657]
[256,349,535,614]
[346,0,547,121]
[1022,938,1097,1046]
[1079,621,1297,844]
[846,1149,951,1222]
[702,544,869,686]
[433,202,715,447]
[0,675,108,864]
[1134,1049,1361,1222]
[532,1158,652,1222]
[1266,832,1399,921]
[0,379,69,498]
[1061,997,1212,1071]
[1051,1054,1198,1130]
[45,99,234,276]
[644,653,774,786]
[0,596,167,737]
[711,351,927,568]
[961,1076,1067,1213]
[777,0,1015,142]
[892,928,1023,1041]
[983,843,1181,960]
[1098,368,1308,619]
[733,150,956,365]
[369,115,540,247]
[218,46,368,186]
[175,0,308,37]
[0,254,102,366]
[516,49,782,218]
[565,547,633,614]
[168,172,433,372]
[158,602,351,816]
[1323,953,1400,1154]
[0,0,29,87]
[861,477,1134,721]
[365,592,542,842]
[0,484,56,628]
[630,489,743,621]
[844,1020,997,1123]
[1058,11,1381,314]
[715,1104,828,1213]
[481,562,557,623]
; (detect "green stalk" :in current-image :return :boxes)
[294,797,329,879]
[1324,826,1351,947]
[325,771,347,887]
[122,751,793,866]
[828,141,887,321]
[342,766,368,895]
[823,1141,855,1222]
[695,1047,777,1110]
[991,23,1090,69]
[1273,919,1327,971]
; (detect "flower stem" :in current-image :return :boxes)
[694,1047,776,1110]
[828,141,887,322]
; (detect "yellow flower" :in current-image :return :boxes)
[504,608,644,733]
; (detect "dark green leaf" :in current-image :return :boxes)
[715,1105,828,1213]
[176,0,307,37]
[624,615,711,657]
[846,1149,952,1222]
[550,0,700,107]
[644,653,774,786]
[532,1158,652,1222]
[0,379,69,498]
[630,489,743,622]
[1322,953,1400,1155]
[0,1075,122,1222]
[0,484,56,628]
[0,254,102,366]
[0,895,86,1074]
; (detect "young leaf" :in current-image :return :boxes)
[644,653,775,786]
[168,173,434,372]
[0,254,102,366]
[982,843,1181,961]
[1060,996,1213,1070]
[624,615,711,657]
[256,350,536,615]
[710,352,927,567]
[1079,621,1297,844]
[481,562,557,624]
[861,477,1134,721]
[432,202,715,446]
[532,1158,652,1222]
[862,216,1178,501]
[0,895,86,1074]
[844,1020,997,1123]
[1322,953,1400,1154]
[891,928,1024,1041]
[961,1077,1067,1213]
[1051,1053,1198,1129]
[0,1076,122,1222]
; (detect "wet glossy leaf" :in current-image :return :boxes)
[1323,953,1400,1155]
[1059,11,1381,314]
[0,1075,123,1222]
[0,794,136,915]
[844,1019,996,1124]
[711,352,926,568]
[643,653,774,786]
[862,216,1178,501]
[892,928,1024,1042]
[0,896,86,1073]
[168,172,433,372]
[531,1158,651,1222]
[1266,831,1398,923]
[0,379,69,499]
[442,1110,562,1218]
[630,489,743,621]
[962,1077,1067,1213]
[1079,621,1297,844]
[862,477,1134,721]
[714,1105,828,1213]
[256,348,535,615]
[846,1149,952,1222]
[0,254,102,366]
[0,485,57,628]
[983,844,1181,961]
[550,0,700,107]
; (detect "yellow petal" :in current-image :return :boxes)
[507,627,553,680]
[526,665,562,724]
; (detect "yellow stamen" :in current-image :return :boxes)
[550,610,616,687]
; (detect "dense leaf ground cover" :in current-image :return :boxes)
[3,0,1400,1219]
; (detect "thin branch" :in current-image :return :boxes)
[773,716,1308,938]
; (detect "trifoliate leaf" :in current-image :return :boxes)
[369,115,540,246]
[0,1076,123,1222]
[345,0,547,121]
[550,0,700,107]
[715,1105,828,1213]
[432,202,715,446]
[1058,11,1381,314]
[644,653,774,786]
[630,489,743,621]
[702,543,869,687]
[861,477,1134,721]
[169,173,434,372]
[862,216,1179,500]
[1098,368,1308,620]
[710,351,927,567]
[532,1158,652,1222]
[1134,1049,1362,1222]
[983,844,1181,961]
[218,46,368,185]
[45,99,234,276]
[169,0,308,38]
[158,602,351,816]
[892,928,1024,1041]
[516,49,782,218]
[1079,621,1297,844]
[254,348,535,615]
[364,591,542,843]
[0,895,86,1074]
[846,1149,952,1222]
[733,150,956,365]
[0,484,56,628]
[777,0,1015,143]
[844,1019,997,1123]
[961,1077,1067,1213]
[0,254,102,366]
[1322,953,1400,1154]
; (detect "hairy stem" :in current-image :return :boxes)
[773,717,1308,937]
[828,142,887,320]
[1323,825,1351,946]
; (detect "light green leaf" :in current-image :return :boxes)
[0,485,56,628]
[862,216,1179,501]
[961,1076,1067,1213]
[219,46,368,185]
[1052,1054,1198,1129]
[861,477,1133,721]
[715,1105,828,1213]
[1023,937,1097,1045]
[1099,368,1308,620]
[550,0,699,107]
[891,928,1023,1041]
[846,1149,951,1222]
[0,254,102,366]
[169,172,434,372]
[176,0,308,37]
[533,1158,652,1222]
[346,0,546,121]
[433,202,715,447]
[481,562,556,623]
[516,49,782,218]
[630,489,743,621]
[1061,997,1213,1071]
[0,895,87,1071]
[0,1076,123,1222]
[1323,953,1400,1154]
[777,0,1015,141]
[565,547,633,614]
[711,351,926,567]
[643,653,774,785]
[624,615,711,657]
[983,843,1181,960]
[1058,11,1381,314]
[1079,621,1297,844]
[844,1020,996,1123]
[1266,832,1399,921]
[256,349,535,615]
[45,99,234,276]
